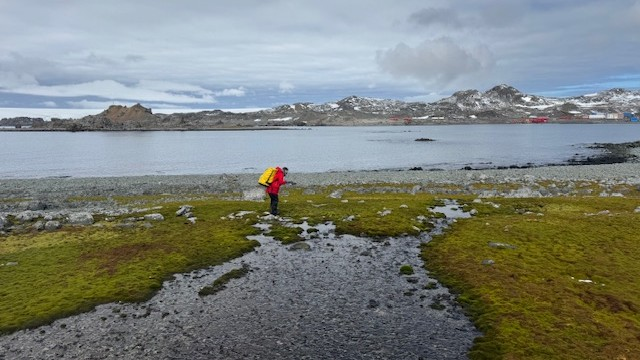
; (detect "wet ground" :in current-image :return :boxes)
[0,205,480,360]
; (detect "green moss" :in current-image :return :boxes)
[422,195,640,359]
[269,223,303,244]
[0,198,262,334]
[199,264,250,296]
[5,183,638,359]
[400,265,414,275]
[424,281,438,290]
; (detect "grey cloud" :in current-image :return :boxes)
[408,8,463,28]
[124,55,145,63]
[376,38,495,87]
[408,2,525,30]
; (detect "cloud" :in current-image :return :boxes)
[407,2,524,30]
[0,70,38,88]
[408,8,463,28]
[3,79,216,104]
[376,38,495,88]
[279,81,295,94]
[0,1,638,108]
[215,87,246,97]
[41,101,58,108]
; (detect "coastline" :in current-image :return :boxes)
[2,162,640,213]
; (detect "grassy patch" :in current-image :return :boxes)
[0,188,442,334]
[4,183,639,359]
[199,264,250,296]
[0,198,262,334]
[422,196,640,359]
[400,265,414,275]
[269,223,303,244]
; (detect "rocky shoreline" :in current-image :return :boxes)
[2,161,640,234]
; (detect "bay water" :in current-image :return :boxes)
[1,124,639,179]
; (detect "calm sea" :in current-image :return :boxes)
[1,124,639,179]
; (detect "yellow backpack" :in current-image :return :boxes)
[258,167,277,187]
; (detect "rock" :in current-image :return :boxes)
[488,242,516,250]
[482,259,495,266]
[377,209,392,216]
[243,188,265,201]
[367,299,380,309]
[67,212,94,225]
[0,215,6,230]
[187,217,197,224]
[32,221,45,231]
[144,214,165,221]
[328,190,343,199]
[635,206,640,213]
[289,242,311,251]
[506,187,542,198]
[44,221,61,231]
[15,211,37,223]
[176,205,193,216]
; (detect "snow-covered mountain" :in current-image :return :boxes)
[256,84,639,124]
[3,85,639,129]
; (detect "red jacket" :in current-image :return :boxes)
[266,167,286,195]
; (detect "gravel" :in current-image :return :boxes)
[2,163,640,205]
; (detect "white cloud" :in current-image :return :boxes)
[41,101,58,108]
[4,79,216,104]
[279,81,295,94]
[215,87,246,97]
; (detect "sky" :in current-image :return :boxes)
[1,0,639,112]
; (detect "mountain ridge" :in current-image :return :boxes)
[2,84,639,130]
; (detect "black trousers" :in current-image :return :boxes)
[269,193,279,215]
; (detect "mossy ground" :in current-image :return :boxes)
[0,187,440,335]
[2,183,640,360]
[422,195,640,360]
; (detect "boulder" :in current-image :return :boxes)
[44,221,61,231]
[243,188,265,201]
[67,212,94,225]
[33,221,45,231]
[176,205,193,217]
[0,215,5,230]
[15,211,37,223]
[289,242,311,251]
[144,213,165,221]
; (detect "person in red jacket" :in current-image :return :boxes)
[266,166,288,215]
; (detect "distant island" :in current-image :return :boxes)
[1,84,638,131]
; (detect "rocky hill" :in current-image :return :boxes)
[2,85,639,130]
